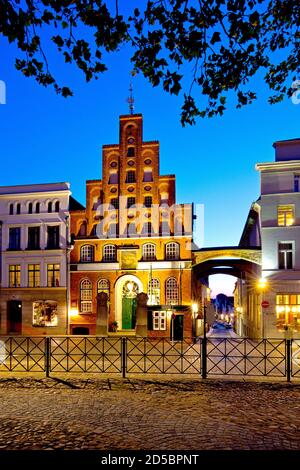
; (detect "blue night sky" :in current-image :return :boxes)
[0,19,299,297]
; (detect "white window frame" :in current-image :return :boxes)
[153,311,167,331]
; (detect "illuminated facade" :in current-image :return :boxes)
[0,183,71,335]
[69,113,196,337]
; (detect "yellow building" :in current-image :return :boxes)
[69,113,195,337]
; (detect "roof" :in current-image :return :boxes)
[69,196,85,211]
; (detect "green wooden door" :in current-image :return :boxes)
[122,297,137,329]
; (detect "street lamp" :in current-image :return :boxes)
[192,303,198,339]
[257,277,268,338]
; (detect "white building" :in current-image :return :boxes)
[255,139,300,338]
[0,183,71,335]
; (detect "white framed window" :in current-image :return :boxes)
[277,205,294,226]
[97,278,110,300]
[103,244,116,262]
[142,243,156,260]
[166,242,180,260]
[148,278,160,305]
[278,242,294,269]
[165,277,179,305]
[80,279,92,312]
[153,311,167,330]
[80,245,94,262]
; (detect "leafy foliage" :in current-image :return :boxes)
[0,0,299,124]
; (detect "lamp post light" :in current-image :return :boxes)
[192,303,199,340]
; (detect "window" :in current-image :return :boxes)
[126,171,136,183]
[80,245,94,262]
[276,294,300,331]
[28,227,40,250]
[278,205,294,226]
[28,264,40,287]
[9,227,21,250]
[143,171,153,182]
[108,173,118,184]
[97,279,110,300]
[48,202,52,213]
[47,264,60,287]
[35,202,40,214]
[28,202,33,214]
[9,265,21,287]
[127,147,135,157]
[142,222,153,236]
[103,244,116,262]
[110,198,119,209]
[144,196,152,208]
[294,175,300,193]
[127,197,136,208]
[80,279,92,312]
[16,203,21,214]
[47,226,60,249]
[55,201,60,212]
[33,300,58,327]
[166,242,180,260]
[153,311,167,330]
[278,242,293,269]
[9,204,13,215]
[142,243,156,261]
[165,277,179,305]
[148,278,160,305]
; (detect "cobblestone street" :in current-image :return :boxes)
[0,376,299,450]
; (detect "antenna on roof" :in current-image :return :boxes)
[127,83,134,115]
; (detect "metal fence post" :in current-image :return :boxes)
[45,337,51,378]
[122,337,127,379]
[201,337,207,379]
[286,339,291,382]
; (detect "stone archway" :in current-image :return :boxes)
[115,275,144,330]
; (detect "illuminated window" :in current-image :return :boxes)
[103,244,116,262]
[9,265,21,287]
[165,277,179,305]
[276,294,300,331]
[142,243,156,261]
[278,242,293,269]
[80,245,94,262]
[97,279,110,300]
[277,205,294,226]
[148,279,160,305]
[28,264,40,287]
[153,311,166,330]
[80,279,92,312]
[47,264,60,287]
[166,242,180,260]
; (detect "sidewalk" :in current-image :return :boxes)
[0,377,299,450]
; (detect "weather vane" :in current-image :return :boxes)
[127,83,134,115]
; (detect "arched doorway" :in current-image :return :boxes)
[115,275,143,330]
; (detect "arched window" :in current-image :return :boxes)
[165,277,179,305]
[142,243,156,261]
[80,245,94,262]
[148,278,160,305]
[103,244,116,262]
[55,201,60,212]
[80,279,92,312]
[35,202,40,214]
[166,242,180,260]
[97,279,110,300]
[16,203,21,215]
[9,203,13,215]
[28,202,33,214]
[48,201,52,213]
[78,221,87,237]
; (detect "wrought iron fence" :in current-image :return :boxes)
[0,335,298,381]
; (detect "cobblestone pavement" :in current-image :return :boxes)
[0,376,299,450]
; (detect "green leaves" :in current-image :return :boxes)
[1,0,300,124]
